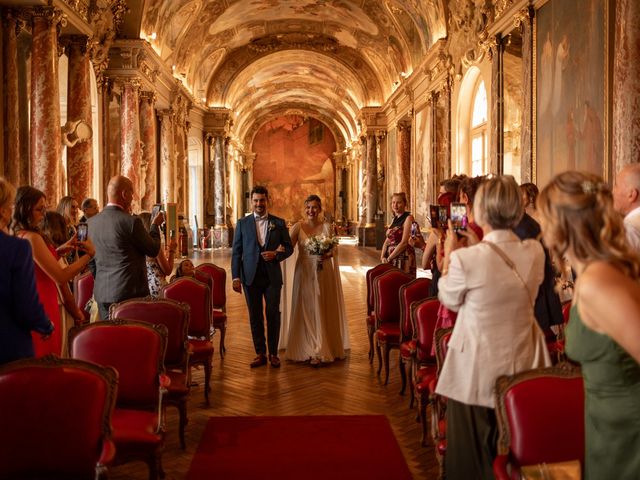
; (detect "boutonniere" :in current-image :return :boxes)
[268,221,276,231]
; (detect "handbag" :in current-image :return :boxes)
[520,460,581,480]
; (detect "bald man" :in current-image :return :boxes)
[88,175,164,320]
[613,164,640,251]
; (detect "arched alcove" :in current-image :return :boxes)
[188,136,203,240]
[456,66,489,176]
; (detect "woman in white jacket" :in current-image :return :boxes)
[436,175,551,479]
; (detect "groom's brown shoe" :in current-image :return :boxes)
[269,355,281,368]
[250,354,267,368]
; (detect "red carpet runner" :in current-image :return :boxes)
[187,415,412,479]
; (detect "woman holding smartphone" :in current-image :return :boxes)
[380,192,416,275]
[13,187,95,356]
[139,211,177,297]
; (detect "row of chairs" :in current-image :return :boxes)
[365,264,584,478]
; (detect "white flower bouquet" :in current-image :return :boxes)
[305,234,339,272]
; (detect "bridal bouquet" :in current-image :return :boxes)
[305,234,339,272]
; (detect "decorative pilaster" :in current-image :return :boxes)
[120,79,142,211]
[30,7,64,201]
[139,91,157,210]
[518,7,534,182]
[211,134,228,247]
[613,0,640,174]
[398,124,411,197]
[488,35,504,175]
[158,109,175,203]
[65,35,93,201]
[2,12,20,184]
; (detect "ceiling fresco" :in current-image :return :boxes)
[134,0,447,147]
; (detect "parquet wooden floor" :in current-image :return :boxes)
[109,244,440,479]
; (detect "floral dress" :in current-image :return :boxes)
[384,211,416,275]
[146,257,167,298]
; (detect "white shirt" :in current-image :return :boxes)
[254,213,268,247]
[624,206,640,252]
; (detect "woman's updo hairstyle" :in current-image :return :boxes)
[304,194,322,210]
[520,182,539,208]
[475,175,523,230]
[537,171,640,279]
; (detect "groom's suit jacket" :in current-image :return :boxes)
[231,213,293,286]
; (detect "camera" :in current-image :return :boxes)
[151,204,163,222]
[76,223,88,242]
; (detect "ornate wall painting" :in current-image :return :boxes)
[413,105,432,227]
[252,116,336,224]
[535,0,608,187]
[385,128,398,224]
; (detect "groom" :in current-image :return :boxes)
[231,186,293,368]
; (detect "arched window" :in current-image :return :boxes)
[470,79,488,177]
[188,137,203,243]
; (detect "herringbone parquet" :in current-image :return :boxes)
[109,244,440,479]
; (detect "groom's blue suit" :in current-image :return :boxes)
[231,213,293,356]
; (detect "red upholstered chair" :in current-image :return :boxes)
[365,263,397,363]
[110,297,191,449]
[73,270,94,323]
[410,298,440,445]
[196,262,228,358]
[493,364,584,480]
[547,301,573,364]
[398,278,432,398]
[0,355,117,480]
[161,277,213,405]
[432,327,453,461]
[373,269,413,384]
[69,320,169,480]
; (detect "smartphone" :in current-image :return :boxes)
[438,206,449,229]
[410,222,420,237]
[151,203,163,222]
[429,205,440,229]
[450,203,468,232]
[76,223,88,242]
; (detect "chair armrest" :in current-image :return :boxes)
[156,374,170,433]
[493,454,511,480]
[159,373,171,389]
[97,438,116,475]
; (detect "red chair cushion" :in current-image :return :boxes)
[189,339,214,363]
[74,272,94,322]
[112,409,162,448]
[375,324,400,344]
[212,310,227,328]
[503,375,584,466]
[399,278,431,338]
[400,340,416,359]
[374,270,413,326]
[0,359,116,478]
[196,263,227,309]
[414,299,440,363]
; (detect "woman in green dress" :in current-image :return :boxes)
[538,171,640,479]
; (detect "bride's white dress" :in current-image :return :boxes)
[284,222,349,362]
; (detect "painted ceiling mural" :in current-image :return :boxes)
[136,0,447,148]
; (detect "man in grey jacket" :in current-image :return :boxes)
[89,175,163,320]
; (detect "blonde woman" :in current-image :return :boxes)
[538,171,640,480]
[380,192,416,275]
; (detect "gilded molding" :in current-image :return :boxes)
[59,0,90,22]
[495,0,516,20]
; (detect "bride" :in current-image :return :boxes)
[285,194,349,365]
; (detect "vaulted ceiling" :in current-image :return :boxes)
[123,0,447,147]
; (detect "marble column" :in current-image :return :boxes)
[204,133,213,225]
[66,36,93,201]
[489,35,504,175]
[139,91,157,211]
[519,7,534,182]
[17,34,30,185]
[173,120,187,214]
[358,134,377,246]
[158,109,175,204]
[334,154,345,221]
[213,135,225,227]
[398,124,411,197]
[2,12,20,184]
[613,0,640,174]
[30,7,63,201]
[120,80,142,211]
[442,82,452,180]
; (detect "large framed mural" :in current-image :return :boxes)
[534,0,609,187]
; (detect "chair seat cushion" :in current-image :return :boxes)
[165,370,189,396]
[212,311,227,328]
[400,340,416,359]
[189,339,214,363]
[112,409,161,448]
[376,324,400,344]
[415,365,437,383]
